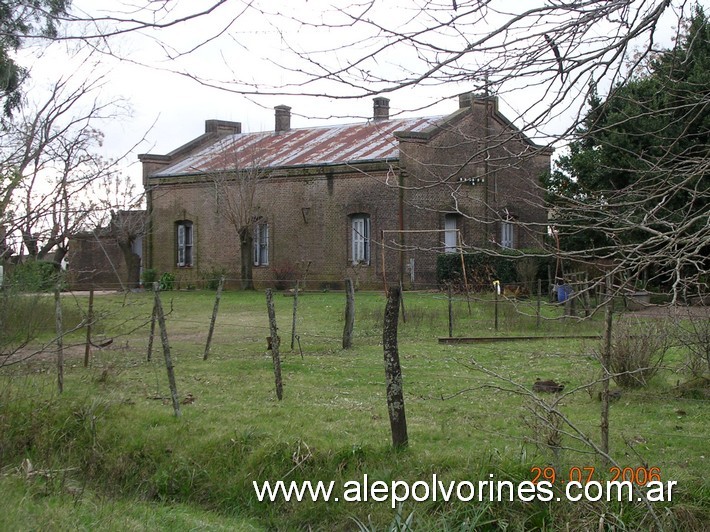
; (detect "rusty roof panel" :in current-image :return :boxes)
[151,116,442,177]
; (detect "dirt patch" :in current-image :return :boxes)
[627,304,710,319]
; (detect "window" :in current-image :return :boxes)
[253,221,269,266]
[351,214,371,265]
[501,220,515,249]
[444,214,459,253]
[176,221,193,267]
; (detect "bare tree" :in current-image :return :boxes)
[0,66,132,266]
[208,140,266,290]
[87,171,146,288]
[58,0,700,300]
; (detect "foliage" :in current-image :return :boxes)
[0,0,70,116]
[6,260,61,292]
[547,7,710,292]
[0,291,53,349]
[140,268,158,287]
[675,312,710,377]
[437,250,549,290]
[351,504,415,531]
[201,267,227,290]
[158,271,175,291]
[602,318,671,388]
[0,291,707,530]
[270,262,298,290]
[0,288,82,354]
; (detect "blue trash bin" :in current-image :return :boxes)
[557,284,572,302]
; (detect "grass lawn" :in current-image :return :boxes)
[0,289,708,530]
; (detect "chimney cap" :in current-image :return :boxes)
[373,97,390,121]
[458,92,473,108]
[275,105,292,132]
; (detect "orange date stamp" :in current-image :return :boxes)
[531,466,662,486]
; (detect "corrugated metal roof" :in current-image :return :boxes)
[151,116,442,177]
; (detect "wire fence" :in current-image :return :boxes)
[1,282,708,458]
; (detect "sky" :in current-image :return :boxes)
[23,1,482,188]
[17,0,685,196]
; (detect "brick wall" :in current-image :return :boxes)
[397,97,550,286]
[67,233,128,290]
[147,165,403,289]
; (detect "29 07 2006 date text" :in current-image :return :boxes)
[531,466,662,486]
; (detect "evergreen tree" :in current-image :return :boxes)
[546,6,710,289]
[0,0,70,115]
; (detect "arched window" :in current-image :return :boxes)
[444,214,460,253]
[253,219,269,266]
[351,214,371,265]
[501,218,515,249]
[176,221,193,267]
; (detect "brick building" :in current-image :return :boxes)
[139,93,551,289]
[67,210,145,290]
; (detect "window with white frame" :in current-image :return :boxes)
[444,214,459,253]
[351,214,371,265]
[176,221,193,267]
[501,219,515,249]
[253,221,269,266]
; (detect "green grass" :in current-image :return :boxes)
[0,289,708,530]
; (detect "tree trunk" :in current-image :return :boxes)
[118,241,141,289]
[84,288,94,368]
[53,246,68,269]
[55,285,64,394]
[239,228,254,290]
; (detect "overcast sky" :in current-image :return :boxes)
[19,1,479,189]
[17,0,683,193]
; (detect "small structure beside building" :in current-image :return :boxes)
[67,210,145,291]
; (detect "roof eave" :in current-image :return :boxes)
[150,157,400,180]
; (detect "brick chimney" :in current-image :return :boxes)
[275,105,291,132]
[373,97,390,121]
[458,92,473,109]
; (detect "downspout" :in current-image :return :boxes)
[145,184,153,272]
[484,94,491,247]
[398,168,405,285]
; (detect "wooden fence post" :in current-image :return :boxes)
[343,278,355,349]
[203,276,224,361]
[447,283,453,338]
[536,278,542,329]
[153,283,181,417]
[265,289,284,400]
[494,285,499,332]
[84,288,94,368]
[601,273,613,464]
[54,284,64,394]
[383,286,408,448]
[291,280,299,350]
[399,279,406,323]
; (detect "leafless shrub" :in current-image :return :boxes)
[522,396,564,461]
[674,311,710,377]
[271,262,298,291]
[599,319,671,388]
